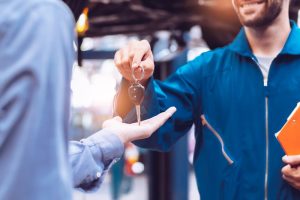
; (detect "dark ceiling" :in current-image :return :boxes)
[64,0,300,48]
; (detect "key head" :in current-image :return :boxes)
[128,83,145,105]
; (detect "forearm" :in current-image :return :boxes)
[114,78,134,118]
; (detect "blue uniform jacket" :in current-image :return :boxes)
[129,22,300,200]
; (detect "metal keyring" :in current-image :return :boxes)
[131,65,145,82]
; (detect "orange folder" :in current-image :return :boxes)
[275,103,300,155]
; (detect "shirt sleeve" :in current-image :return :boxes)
[69,130,124,191]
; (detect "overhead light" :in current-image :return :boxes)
[76,8,89,36]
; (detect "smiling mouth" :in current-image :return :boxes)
[240,1,264,8]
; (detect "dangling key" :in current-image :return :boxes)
[128,66,145,125]
[128,83,144,125]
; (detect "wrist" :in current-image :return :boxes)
[104,128,128,144]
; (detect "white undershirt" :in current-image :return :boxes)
[255,55,275,86]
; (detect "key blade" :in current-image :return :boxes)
[136,105,141,126]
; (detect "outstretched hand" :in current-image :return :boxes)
[102,107,176,144]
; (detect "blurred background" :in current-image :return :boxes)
[64,0,300,199]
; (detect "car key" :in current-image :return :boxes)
[128,66,145,125]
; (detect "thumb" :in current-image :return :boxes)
[102,116,122,128]
[113,116,123,122]
[282,155,300,165]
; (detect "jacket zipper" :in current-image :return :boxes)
[201,115,234,165]
[264,97,269,200]
[251,57,269,200]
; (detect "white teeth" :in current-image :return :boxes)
[241,2,261,8]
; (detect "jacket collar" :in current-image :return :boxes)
[228,20,300,57]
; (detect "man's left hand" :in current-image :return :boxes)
[282,155,300,190]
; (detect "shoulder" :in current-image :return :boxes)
[1,0,74,28]
[189,46,230,67]
[188,46,234,77]
[30,0,74,21]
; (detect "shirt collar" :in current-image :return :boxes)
[228,20,300,57]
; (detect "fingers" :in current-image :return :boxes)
[164,106,177,116]
[283,174,294,182]
[114,50,124,76]
[282,168,300,190]
[281,164,300,189]
[282,174,298,189]
[282,155,300,166]
[114,40,154,82]
[105,107,176,143]
[140,55,154,79]
[144,107,177,132]
[128,107,176,141]
[132,40,151,69]
[282,155,300,183]
[281,164,300,181]
[282,165,294,178]
[114,48,131,81]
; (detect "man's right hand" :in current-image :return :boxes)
[114,40,154,83]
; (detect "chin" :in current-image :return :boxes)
[241,18,268,27]
[240,13,281,27]
[236,0,284,27]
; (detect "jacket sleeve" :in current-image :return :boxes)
[124,57,203,152]
[69,130,124,191]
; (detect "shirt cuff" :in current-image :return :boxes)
[83,130,125,167]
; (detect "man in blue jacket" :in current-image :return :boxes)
[114,0,300,199]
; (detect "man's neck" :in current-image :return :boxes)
[244,9,291,57]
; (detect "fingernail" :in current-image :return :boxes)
[282,155,289,162]
[167,107,177,114]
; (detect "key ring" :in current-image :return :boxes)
[131,65,145,82]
